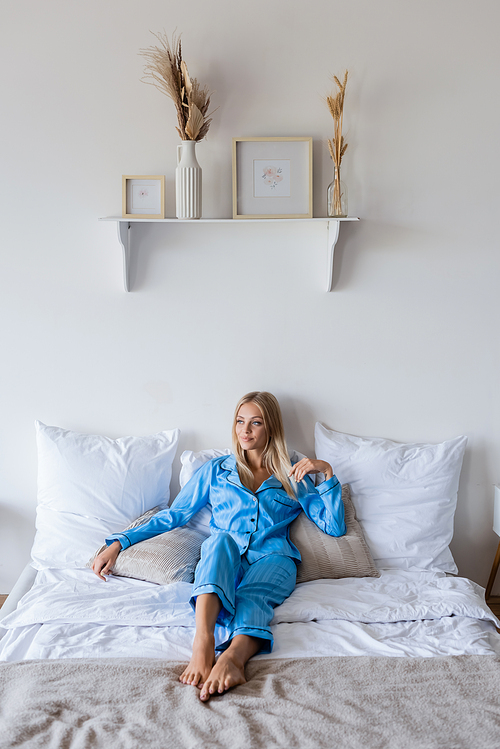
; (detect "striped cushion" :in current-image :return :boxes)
[88,508,206,585]
[290,484,379,583]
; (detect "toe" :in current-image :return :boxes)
[210,680,220,695]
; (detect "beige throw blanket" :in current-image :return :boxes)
[1,655,499,748]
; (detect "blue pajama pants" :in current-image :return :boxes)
[190,532,297,654]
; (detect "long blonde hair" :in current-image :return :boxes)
[232,391,296,499]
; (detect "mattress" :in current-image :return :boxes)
[1,566,498,662]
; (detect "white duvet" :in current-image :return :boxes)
[1,568,499,662]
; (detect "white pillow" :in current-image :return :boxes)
[179,448,232,489]
[314,423,467,573]
[179,449,232,536]
[31,421,180,569]
[178,448,308,537]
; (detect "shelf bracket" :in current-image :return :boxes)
[117,221,131,292]
[327,220,341,292]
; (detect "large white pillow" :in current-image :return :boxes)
[314,423,467,573]
[31,421,180,569]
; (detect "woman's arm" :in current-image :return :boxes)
[290,458,346,537]
[97,459,216,568]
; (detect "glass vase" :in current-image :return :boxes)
[327,165,348,218]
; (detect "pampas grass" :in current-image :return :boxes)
[140,31,214,142]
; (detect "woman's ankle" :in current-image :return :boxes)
[193,630,215,646]
[223,634,261,666]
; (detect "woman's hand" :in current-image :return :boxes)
[289,458,333,483]
[92,541,122,581]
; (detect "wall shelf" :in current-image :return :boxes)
[98,216,359,292]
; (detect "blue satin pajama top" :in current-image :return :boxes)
[106,454,346,563]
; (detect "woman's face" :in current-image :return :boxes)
[235,402,268,453]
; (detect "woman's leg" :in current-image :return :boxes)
[189,532,242,618]
[199,554,297,701]
[180,532,241,687]
[219,553,297,654]
[179,592,221,686]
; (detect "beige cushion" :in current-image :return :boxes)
[290,484,379,583]
[88,508,206,585]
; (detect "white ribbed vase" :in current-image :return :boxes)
[176,140,202,219]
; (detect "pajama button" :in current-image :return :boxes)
[250,518,255,522]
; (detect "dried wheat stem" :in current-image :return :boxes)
[325,70,349,168]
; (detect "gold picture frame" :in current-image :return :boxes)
[122,175,165,219]
[232,137,313,219]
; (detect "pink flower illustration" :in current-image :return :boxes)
[262,166,283,189]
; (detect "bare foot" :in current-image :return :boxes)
[199,651,246,701]
[179,633,216,687]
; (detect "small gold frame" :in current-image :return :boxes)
[122,175,165,219]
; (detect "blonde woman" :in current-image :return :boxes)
[93,392,345,701]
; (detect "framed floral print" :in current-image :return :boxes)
[232,137,313,219]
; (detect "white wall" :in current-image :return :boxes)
[1,0,499,592]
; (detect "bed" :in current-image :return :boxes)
[1,420,500,748]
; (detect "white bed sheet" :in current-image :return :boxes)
[1,568,499,662]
